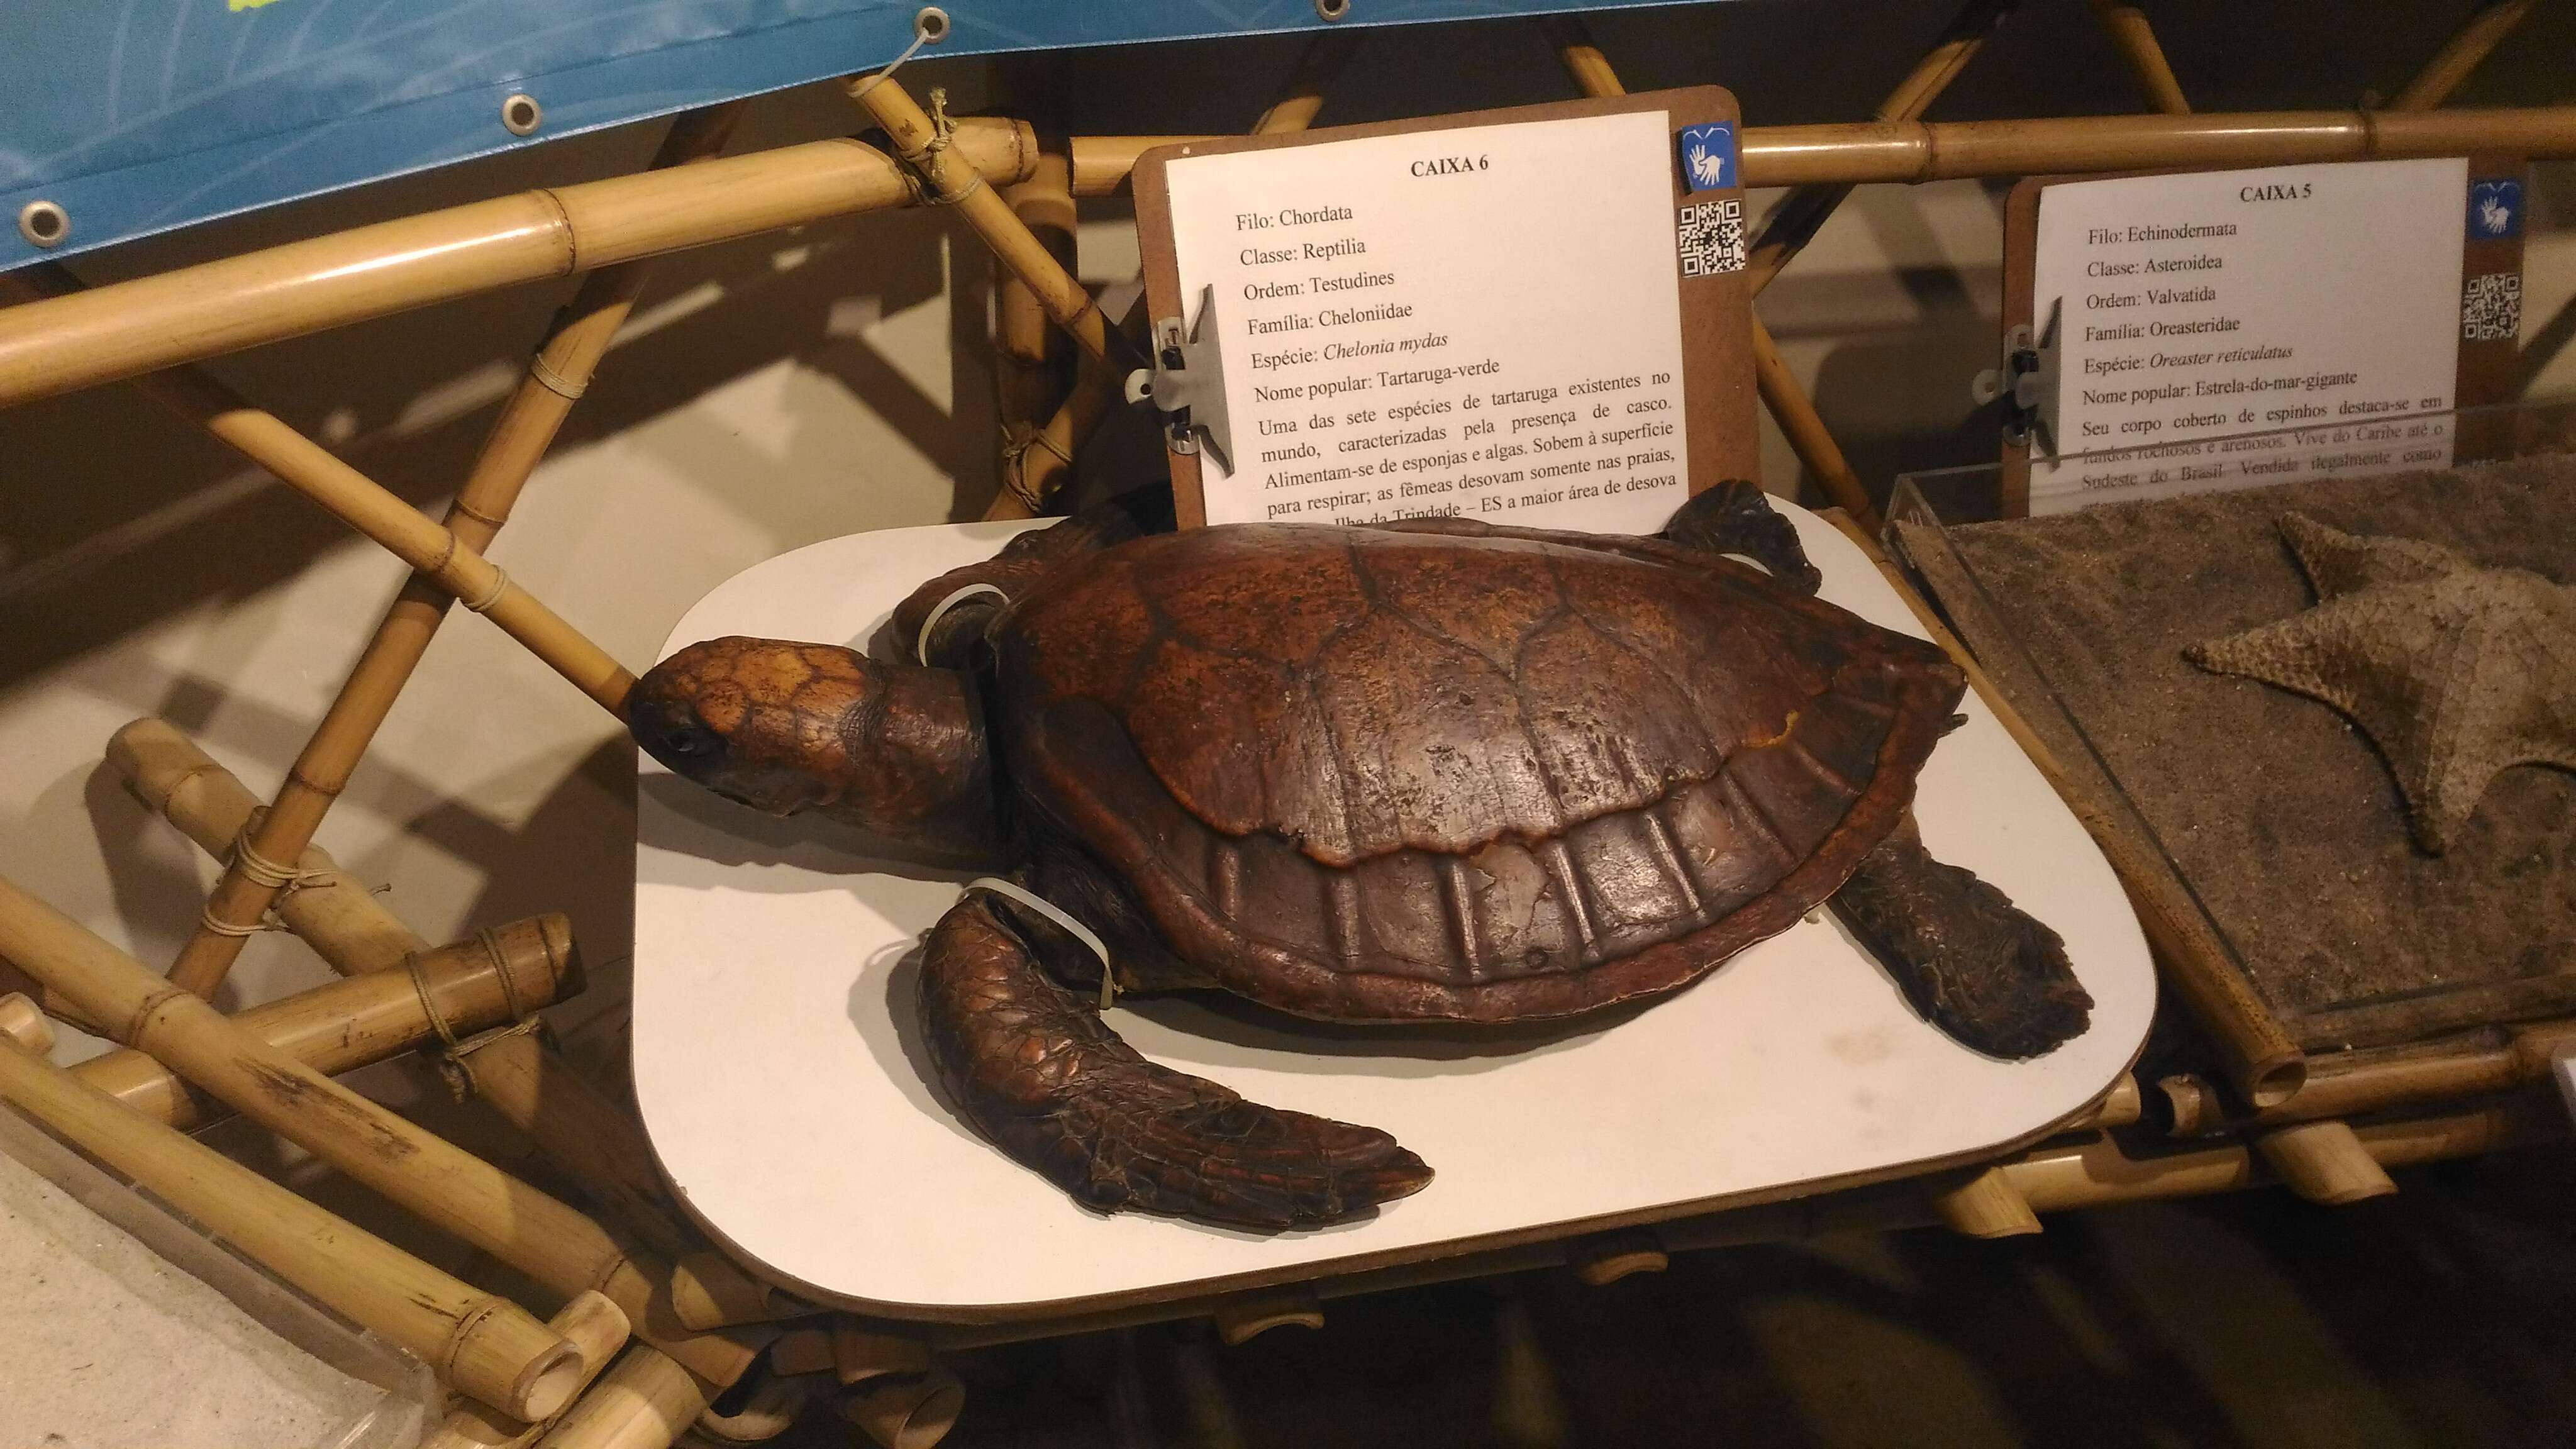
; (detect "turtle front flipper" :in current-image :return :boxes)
[1826,814,2093,1059]
[1659,480,1823,594]
[918,894,1432,1229]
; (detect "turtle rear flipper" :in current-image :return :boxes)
[1827,814,2092,1059]
[918,895,1432,1229]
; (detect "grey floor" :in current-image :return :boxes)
[894,1146,2574,1449]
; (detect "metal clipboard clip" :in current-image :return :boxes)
[1972,296,2062,456]
[1125,284,1235,476]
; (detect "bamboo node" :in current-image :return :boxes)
[525,353,589,401]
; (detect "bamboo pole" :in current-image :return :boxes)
[1211,1286,1324,1346]
[1565,1228,1669,1285]
[833,1321,936,1385]
[851,77,1114,366]
[835,1368,966,1449]
[0,1035,581,1419]
[534,1346,709,1449]
[1753,314,1881,526]
[1536,14,1624,101]
[107,718,418,975]
[2158,1018,2576,1136]
[981,34,1353,521]
[125,362,635,740]
[2251,1119,2397,1204]
[1924,1164,2043,1236]
[101,720,752,1297]
[995,151,1078,426]
[2392,0,2538,111]
[2089,1,2193,115]
[425,1293,632,1449]
[696,1371,826,1444]
[0,870,762,1387]
[1743,0,2017,293]
[1547,33,1884,528]
[0,991,53,1053]
[6,109,2572,406]
[0,123,1036,408]
[1826,511,2307,1105]
[166,106,741,992]
[72,914,580,1131]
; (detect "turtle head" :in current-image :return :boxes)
[628,636,996,851]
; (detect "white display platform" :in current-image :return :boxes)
[633,508,2155,1322]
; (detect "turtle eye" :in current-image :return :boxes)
[661,727,718,758]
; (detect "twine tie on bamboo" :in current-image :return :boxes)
[967,878,1117,1008]
[999,423,1072,513]
[461,564,513,615]
[525,353,588,401]
[411,928,555,1101]
[201,808,343,938]
[915,584,1008,665]
[911,90,987,209]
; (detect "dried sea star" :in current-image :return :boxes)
[2184,513,2576,854]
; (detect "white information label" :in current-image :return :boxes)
[2032,158,2465,514]
[1162,111,1690,531]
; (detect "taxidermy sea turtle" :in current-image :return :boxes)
[628,487,2093,1229]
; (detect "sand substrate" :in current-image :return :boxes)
[0,1144,389,1449]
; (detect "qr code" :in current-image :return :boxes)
[2462,271,2521,342]
[1678,198,1746,277]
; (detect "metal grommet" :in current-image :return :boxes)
[17,200,69,248]
[1314,0,1350,19]
[501,94,543,136]
[913,6,951,43]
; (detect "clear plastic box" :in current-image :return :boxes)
[0,1099,439,1449]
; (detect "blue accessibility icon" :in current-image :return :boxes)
[2467,179,2523,240]
[1678,123,1737,192]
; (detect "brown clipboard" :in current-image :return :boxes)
[1130,87,1758,530]
[1997,157,2529,516]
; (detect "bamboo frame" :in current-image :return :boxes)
[0,991,53,1053]
[1565,1228,1670,1285]
[0,1035,581,1419]
[1924,1165,2043,1237]
[2090,1,2193,116]
[2251,1119,2397,1204]
[533,1345,708,1449]
[70,913,580,1131]
[1211,1286,1326,1346]
[2158,1018,2576,1136]
[425,1292,632,1449]
[1743,0,2017,293]
[2392,0,2538,111]
[899,1089,2559,1353]
[169,106,743,994]
[995,152,1078,431]
[8,108,2562,413]
[108,718,418,975]
[0,870,762,1387]
[852,77,1115,367]
[836,1368,966,1449]
[696,1371,828,1444]
[980,32,1355,521]
[100,720,757,1295]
